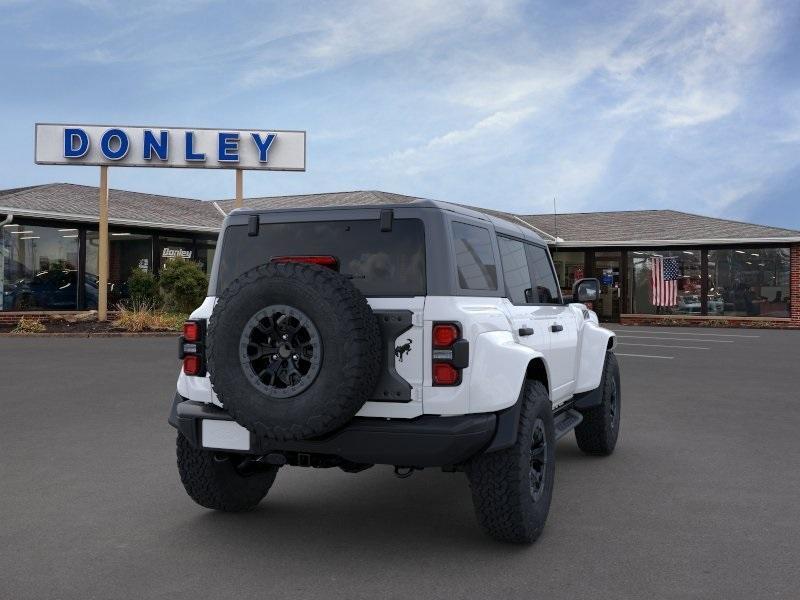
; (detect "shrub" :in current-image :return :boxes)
[127,269,160,307]
[11,316,46,334]
[113,302,186,332]
[159,259,208,314]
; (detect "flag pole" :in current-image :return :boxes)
[98,166,109,321]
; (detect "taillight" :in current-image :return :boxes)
[431,322,468,386]
[183,355,202,376]
[433,363,460,386]
[271,255,339,270]
[180,319,206,376]
[433,323,459,348]
[183,321,201,342]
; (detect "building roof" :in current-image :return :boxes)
[0,183,222,232]
[518,209,800,245]
[1,183,798,245]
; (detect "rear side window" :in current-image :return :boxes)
[498,237,533,304]
[216,219,426,297]
[525,244,561,303]
[452,222,497,290]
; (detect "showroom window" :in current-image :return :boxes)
[159,236,195,270]
[1,222,80,310]
[628,249,702,314]
[195,238,217,274]
[707,248,790,318]
[86,230,153,308]
[551,250,586,293]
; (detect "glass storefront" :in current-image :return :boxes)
[628,249,702,315]
[195,239,217,274]
[159,236,196,271]
[86,231,154,308]
[595,251,622,322]
[1,223,80,310]
[708,248,790,318]
[0,217,794,322]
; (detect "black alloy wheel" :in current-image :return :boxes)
[529,418,549,502]
[239,304,322,399]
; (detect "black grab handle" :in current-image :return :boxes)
[518,327,534,337]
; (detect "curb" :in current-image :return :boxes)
[0,332,179,338]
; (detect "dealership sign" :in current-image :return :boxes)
[162,247,193,260]
[34,123,306,171]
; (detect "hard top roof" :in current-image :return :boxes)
[226,191,544,243]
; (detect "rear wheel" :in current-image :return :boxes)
[575,351,621,456]
[465,380,555,543]
[176,433,279,512]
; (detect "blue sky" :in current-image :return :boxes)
[1,0,799,228]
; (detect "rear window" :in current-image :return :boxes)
[216,219,426,297]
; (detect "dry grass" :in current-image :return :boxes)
[11,316,47,334]
[113,302,186,332]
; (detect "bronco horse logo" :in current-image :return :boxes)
[394,338,413,363]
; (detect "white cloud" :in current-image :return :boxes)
[605,0,778,127]
[378,106,535,175]
[373,0,784,201]
[239,0,521,88]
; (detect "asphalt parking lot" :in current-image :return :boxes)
[1,326,799,599]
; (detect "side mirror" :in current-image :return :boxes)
[572,278,599,303]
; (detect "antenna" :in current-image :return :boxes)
[553,197,558,250]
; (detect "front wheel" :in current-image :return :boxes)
[575,351,621,456]
[465,380,555,543]
[176,433,279,512]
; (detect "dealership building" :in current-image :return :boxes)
[1,183,798,328]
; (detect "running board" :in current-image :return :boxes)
[554,409,583,440]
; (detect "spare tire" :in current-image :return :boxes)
[207,262,382,441]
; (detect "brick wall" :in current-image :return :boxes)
[0,311,119,325]
[619,314,798,329]
[791,244,800,324]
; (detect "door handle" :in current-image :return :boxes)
[550,323,563,333]
[518,327,534,337]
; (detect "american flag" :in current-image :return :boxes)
[650,256,679,306]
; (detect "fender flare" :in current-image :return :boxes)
[575,322,616,393]
[469,330,551,453]
[468,330,549,414]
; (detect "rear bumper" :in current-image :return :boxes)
[169,394,496,468]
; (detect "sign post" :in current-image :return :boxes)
[235,169,243,209]
[98,166,109,321]
[35,123,306,320]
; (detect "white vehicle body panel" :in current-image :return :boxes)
[177,289,614,420]
[468,330,544,413]
[574,310,616,393]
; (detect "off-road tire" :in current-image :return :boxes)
[207,262,382,442]
[465,380,555,544]
[575,351,621,456]
[176,433,278,512]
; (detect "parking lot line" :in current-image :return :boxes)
[617,330,760,339]
[616,335,734,343]
[618,342,709,350]
[615,352,674,359]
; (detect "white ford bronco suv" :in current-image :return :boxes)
[169,197,620,543]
